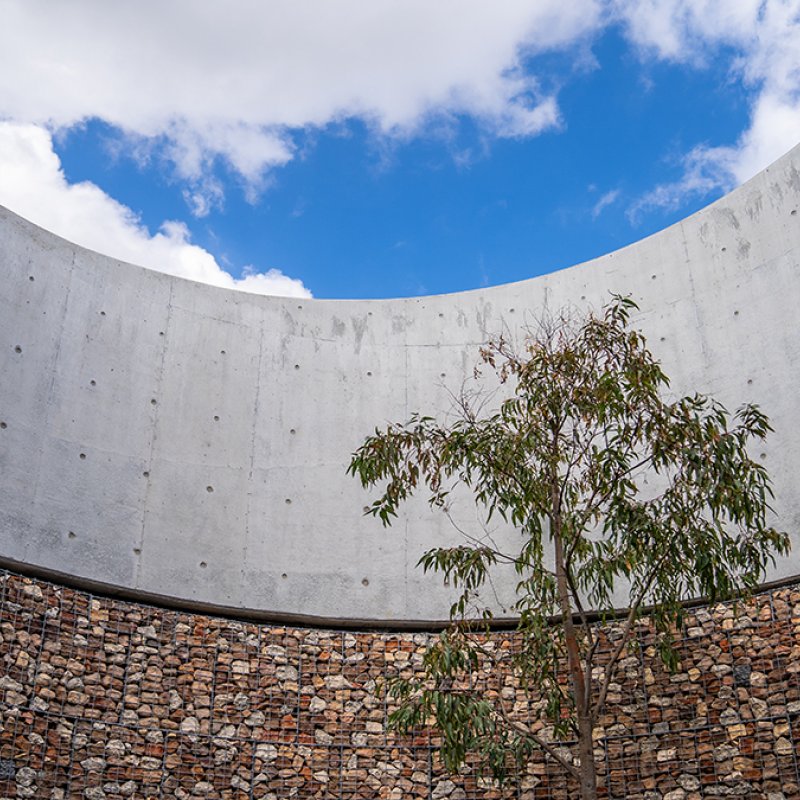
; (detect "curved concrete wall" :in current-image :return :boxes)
[1,145,799,622]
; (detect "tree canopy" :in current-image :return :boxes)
[348,296,789,799]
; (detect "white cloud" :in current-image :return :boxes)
[0,0,797,238]
[625,145,733,221]
[182,177,225,219]
[713,92,800,185]
[630,92,800,221]
[0,122,311,298]
[612,0,764,63]
[0,0,601,209]
[615,0,800,211]
[591,188,621,219]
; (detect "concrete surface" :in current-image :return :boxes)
[1,144,799,622]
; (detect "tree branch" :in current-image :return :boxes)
[494,701,580,780]
[591,550,669,719]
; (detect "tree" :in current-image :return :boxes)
[347,297,789,800]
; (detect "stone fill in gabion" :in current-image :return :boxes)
[2,569,800,799]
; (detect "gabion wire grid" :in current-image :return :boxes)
[2,569,800,799]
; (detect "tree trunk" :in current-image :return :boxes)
[577,710,598,800]
[552,477,598,799]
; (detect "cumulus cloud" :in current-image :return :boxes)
[0,122,311,298]
[615,0,800,212]
[612,0,764,63]
[0,0,601,211]
[0,0,797,246]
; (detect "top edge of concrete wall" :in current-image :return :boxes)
[1,142,799,623]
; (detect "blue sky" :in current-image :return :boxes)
[1,2,798,299]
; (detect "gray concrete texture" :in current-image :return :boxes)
[1,144,799,622]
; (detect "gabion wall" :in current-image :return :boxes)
[2,569,800,799]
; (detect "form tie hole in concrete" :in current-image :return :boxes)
[440,373,446,378]
[68,531,76,539]
[734,310,739,316]
[438,313,444,318]
[133,548,141,555]
[159,331,164,336]
[290,428,296,435]
[721,247,727,252]
[79,453,86,460]
[90,380,96,387]
[28,275,34,282]
[206,485,214,493]
[747,379,753,385]
[199,561,207,569]
[0,422,6,430]
[213,415,220,422]
[294,364,300,370]
[14,345,21,353]
[792,209,797,216]
[220,350,226,355]
[509,308,515,313]
[285,498,292,505]
[150,399,157,406]
[361,578,369,587]
[660,337,666,342]
[760,453,767,460]
[651,274,657,280]
[281,572,287,579]
[100,311,106,316]
[366,371,372,376]
[362,506,370,514]
[142,471,149,478]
